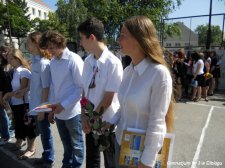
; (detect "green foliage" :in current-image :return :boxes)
[0,0,31,47]
[56,0,182,46]
[195,24,222,46]
[31,12,68,37]
[5,0,31,38]
[56,0,87,41]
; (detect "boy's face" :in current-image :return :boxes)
[79,32,92,52]
[46,42,63,59]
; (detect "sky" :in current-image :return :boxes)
[42,0,225,31]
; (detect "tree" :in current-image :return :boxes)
[32,12,68,36]
[195,24,222,46]
[56,0,87,41]
[84,0,182,46]
[2,0,31,47]
[55,0,182,47]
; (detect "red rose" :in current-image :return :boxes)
[80,97,88,109]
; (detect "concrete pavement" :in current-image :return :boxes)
[0,91,224,168]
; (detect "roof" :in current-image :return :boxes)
[31,0,51,9]
[165,22,198,41]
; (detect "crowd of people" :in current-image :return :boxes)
[164,48,221,102]
[0,15,221,168]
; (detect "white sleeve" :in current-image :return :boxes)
[141,69,172,167]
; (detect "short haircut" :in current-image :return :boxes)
[77,17,104,41]
[39,30,67,49]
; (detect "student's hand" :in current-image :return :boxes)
[100,122,112,132]
[37,112,45,121]
[3,92,13,101]
[48,111,55,124]
[81,114,91,134]
[138,162,152,168]
[52,103,64,114]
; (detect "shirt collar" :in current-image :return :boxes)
[133,58,149,76]
[98,47,108,64]
[60,48,70,60]
[88,46,108,65]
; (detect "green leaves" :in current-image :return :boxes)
[195,24,222,46]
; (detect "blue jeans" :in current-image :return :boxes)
[0,106,14,139]
[35,114,55,163]
[55,114,84,168]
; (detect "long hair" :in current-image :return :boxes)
[0,45,11,66]
[124,16,174,132]
[28,32,51,60]
[9,49,30,70]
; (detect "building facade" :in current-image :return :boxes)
[163,22,199,51]
[0,0,54,49]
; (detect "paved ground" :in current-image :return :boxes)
[0,91,225,168]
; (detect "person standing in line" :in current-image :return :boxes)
[3,49,37,155]
[0,45,15,145]
[39,30,84,168]
[25,31,55,167]
[110,16,174,168]
[78,17,123,168]
[191,51,204,102]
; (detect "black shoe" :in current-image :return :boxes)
[43,162,54,168]
[33,158,54,168]
[33,158,45,165]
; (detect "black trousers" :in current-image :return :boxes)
[85,132,116,168]
[11,104,36,140]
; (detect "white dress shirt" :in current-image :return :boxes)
[29,56,51,115]
[110,58,172,167]
[193,59,204,75]
[11,66,31,105]
[82,47,123,122]
[50,48,83,120]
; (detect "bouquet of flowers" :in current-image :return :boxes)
[80,97,115,152]
[204,72,213,80]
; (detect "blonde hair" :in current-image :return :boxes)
[124,16,174,132]
[9,49,30,70]
[28,32,52,60]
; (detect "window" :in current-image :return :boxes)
[175,43,181,47]
[32,8,36,15]
[44,12,47,19]
[185,43,189,46]
[38,10,41,17]
[166,43,171,47]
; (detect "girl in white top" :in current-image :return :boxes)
[3,49,36,157]
[191,52,205,101]
[110,16,174,168]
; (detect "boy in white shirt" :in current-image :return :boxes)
[78,17,123,168]
[39,30,84,168]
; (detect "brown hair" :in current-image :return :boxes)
[0,45,12,66]
[9,49,30,70]
[28,32,51,60]
[124,16,174,132]
[39,30,67,49]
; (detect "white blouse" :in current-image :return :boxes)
[193,59,204,75]
[111,58,172,167]
[11,66,31,105]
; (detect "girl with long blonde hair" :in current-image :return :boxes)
[111,16,174,168]
[26,31,55,166]
[4,49,37,158]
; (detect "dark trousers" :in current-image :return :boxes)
[11,104,36,140]
[85,132,116,168]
